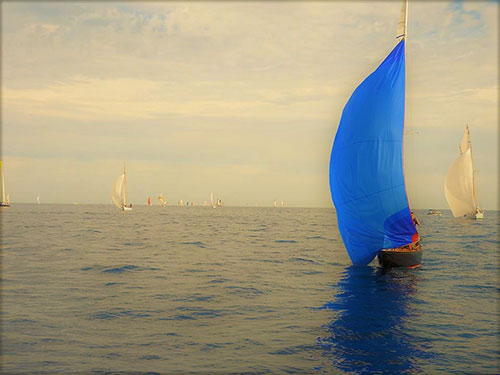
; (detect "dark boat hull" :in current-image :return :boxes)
[377,243,422,268]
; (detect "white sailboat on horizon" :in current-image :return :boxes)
[36,195,40,205]
[112,164,132,211]
[158,192,167,207]
[444,125,484,219]
[0,161,11,207]
[210,192,216,208]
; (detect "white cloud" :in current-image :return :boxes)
[1,2,498,208]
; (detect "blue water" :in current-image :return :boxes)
[1,205,498,374]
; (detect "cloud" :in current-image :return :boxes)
[1,2,498,208]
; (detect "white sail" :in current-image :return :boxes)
[460,125,470,154]
[158,192,165,206]
[36,196,40,204]
[112,174,125,209]
[0,162,5,203]
[210,192,215,208]
[444,148,476,217]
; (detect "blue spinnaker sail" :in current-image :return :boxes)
[329,40,416,266]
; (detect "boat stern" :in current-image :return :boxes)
[377,242,422,268]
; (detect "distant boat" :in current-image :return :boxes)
[112,164,132,211]
[158,192,167,207]
[427,209,442,216]
[210,192,216,208]
[329,0,421,268]
[273,200,277,208]
[217,199,223,207]
[0,161,10,207]
[36,195,40,205]
[147,197,152,206]
[281,201,284,207]
[444,125,484,219]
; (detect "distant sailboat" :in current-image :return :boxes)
[158,192,167,207]
[210,192,216,208]
[281,201,284,207]
[147,197,152,206]
[36,195,40,205]
[444,125,484,219]
[273,200,277,208]
[329,0,421,268]
[112,164,132,211]
[0,161,10,207]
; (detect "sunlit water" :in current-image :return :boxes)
[1,205,498,374]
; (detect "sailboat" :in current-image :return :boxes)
[36,195,40,205]
[273,200,277,208]
[0,161,10,207]
[112,164,132,211]
[444,125,484,219]
[329,0,421,268]
[147,197,152,206]
[158,192,167,207]
[210,192,216,208]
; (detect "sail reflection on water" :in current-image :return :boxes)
[317,266,434,374]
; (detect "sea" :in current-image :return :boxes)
[1,205,498,374]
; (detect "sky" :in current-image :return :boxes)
[1,1,498,208]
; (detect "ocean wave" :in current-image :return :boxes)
[89,309,154,320]
[182,241,206,248]
[288,257,319,264]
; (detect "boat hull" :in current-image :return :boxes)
[122,206,132,211]
[0,203,10,207]
[474,211,484,219]
[377,243,422,268]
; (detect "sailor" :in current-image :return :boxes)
[411,211,421,226]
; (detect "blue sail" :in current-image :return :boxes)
[329,40,416,266]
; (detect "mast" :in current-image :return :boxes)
[123,163,127,206]
[468,125,478,208]
[0,162,5,203]
[397,0,412,210]
[397,0,408,41]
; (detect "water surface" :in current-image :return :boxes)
[2,205,498,374]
